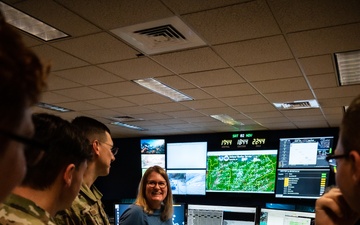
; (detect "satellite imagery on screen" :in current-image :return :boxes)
[206,150,277,193]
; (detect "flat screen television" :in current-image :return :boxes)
[275,136,334,199]
[114,203,185,225]
[166,142,207,195]
[259,208,315,225]
[206,149,278,193]
[187,204,257,225]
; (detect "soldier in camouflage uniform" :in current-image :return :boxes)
[0,113,93,224]
[0,10,48,203]
[55,116,117,225]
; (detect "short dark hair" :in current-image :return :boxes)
[21,113,93,189]
[71,116,111,142]
[340,94,360,154]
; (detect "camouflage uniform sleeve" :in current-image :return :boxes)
[54,208,84,225]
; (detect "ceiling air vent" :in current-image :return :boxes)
[273,99,320,110]
[111,16,206,55]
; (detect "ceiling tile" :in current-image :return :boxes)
[162,0,249,14]
[180,99,227,110]
[181,68,245,87]
[91,81,150,96]
[221,95,269,106]
[251,77,309,93]
[56,0,174,29]
[165,110,206,118]
[31,45,88,71]
[47,74,81,90]
[264,90,315,102]
[112,106,156,115]
[145,103,190,113]
[54,66,124,85]
[86,98,135,108]
[40,91,75,103]
[121,93,173,105]
[156,76,196,89]
[234,103,277,113]
[287,23,360,58]
[51,32,139,64]
[307,73,338,89]
[299,55,335,75]
[269,0,360,33]
[99,57,173,80]
[214,35,293,66]
[57,101,101,111]
[53,87,111,100]
[152,47,228,74]
[182,0,281,44]
[235,60,303,82]
[197,107,240,116]
[314,86,360,99]
[203,83,258,97]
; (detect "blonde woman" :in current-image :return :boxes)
[119,165,173,225]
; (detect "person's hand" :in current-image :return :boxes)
[315,187,359,225]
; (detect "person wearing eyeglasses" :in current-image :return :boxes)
[0,113,93,224]
[315,94,360,225]
[0,11,49,203]
[55,116,117,225]
[119,165,173,225]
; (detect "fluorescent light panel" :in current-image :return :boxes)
[0,2,68,41]
[37,102,72,112]
[133,78,193,102]
[110,121,146,131]
[273,99,319,110]
[335,50,360,86]
[210,114,244,126]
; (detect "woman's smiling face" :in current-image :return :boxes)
[145,171,168,209]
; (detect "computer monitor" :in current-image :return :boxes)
[114,203,131,225]
[206,149,278,194]
[166,142,207,195]
[187,204,257,225]
[275,136,334,199]
[260,208,315,225]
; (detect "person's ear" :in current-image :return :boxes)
[92,140,101,156]
[63,164,76,187]
[349,150,360,183]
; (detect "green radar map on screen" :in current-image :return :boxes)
[206,150,277,193]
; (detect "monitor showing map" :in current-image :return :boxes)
[275,136,334,199]
[206,149,278,193]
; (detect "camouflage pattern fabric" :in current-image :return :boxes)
[0,193,56,225]
[54,183,110,225]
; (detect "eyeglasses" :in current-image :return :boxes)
[147,180,167,189]
[100,142,118,156]
[325,154,349,173]
[0,130,49,166]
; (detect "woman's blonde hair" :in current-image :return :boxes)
[135,165,173,221]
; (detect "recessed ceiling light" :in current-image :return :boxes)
[0,2,68,41]
[110,121,146,131]
[36,102,72,112]
[335,50,360,86]
[210,114,244,126]
[133,78,193,102]
[273,99,320,110]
